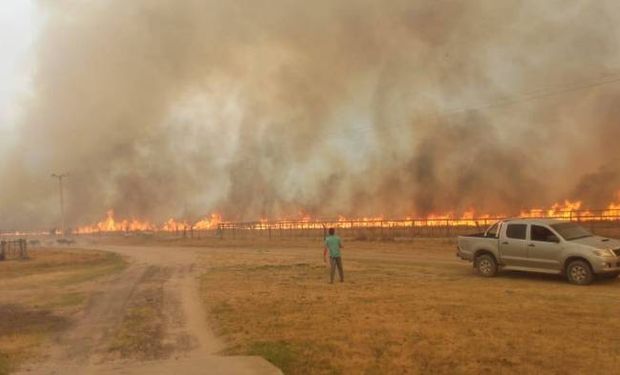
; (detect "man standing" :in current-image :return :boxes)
[324,227,344,283]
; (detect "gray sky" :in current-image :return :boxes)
[0,0,39,134]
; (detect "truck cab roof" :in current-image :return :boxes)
[502,218,567,226]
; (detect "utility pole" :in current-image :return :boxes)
[51,173,68,236]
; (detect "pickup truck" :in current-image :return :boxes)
[457,218,620,285]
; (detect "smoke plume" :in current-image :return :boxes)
[2,0,620,230]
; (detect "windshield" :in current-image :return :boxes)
[550,222,593,241]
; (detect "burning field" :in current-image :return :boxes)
[4,0,620,374]
[63,196,620,239]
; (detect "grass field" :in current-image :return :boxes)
[199,238,620,374]
[0,248,126,374]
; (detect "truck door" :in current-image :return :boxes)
[500,223,529,267]
[527,225,563,271]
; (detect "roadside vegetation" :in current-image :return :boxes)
[200,239,620,374]
[0,248,126,374]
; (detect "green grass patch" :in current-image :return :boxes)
[248,341,297,372]
[244,341,338,375]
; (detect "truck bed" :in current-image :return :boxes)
[459,232,487,238]
[457,234,499,261]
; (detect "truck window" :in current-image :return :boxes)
[530,225,558,242]
[550,222,593,241]
[506,224,527,239]
[486,222,499,238]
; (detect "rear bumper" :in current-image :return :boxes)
[456,247,473,261]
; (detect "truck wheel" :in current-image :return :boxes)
[566,260,593,285]
[475,254,497,277]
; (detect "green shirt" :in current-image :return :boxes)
[324,235,342,257]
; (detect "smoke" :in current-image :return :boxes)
[3,0,620,230]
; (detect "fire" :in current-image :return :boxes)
[75,211,222,234]
[75,210,158,234]
[519,200,584,219]
[74,192,620,234]
[193,214,223,230]
[161,218,187,232]
[519,198,620,222]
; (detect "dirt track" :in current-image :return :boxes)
[16,245,281,375]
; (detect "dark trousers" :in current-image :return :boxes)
[330,256,344,283]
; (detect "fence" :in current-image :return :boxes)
[0,239,29,260]
[215,208,620,240]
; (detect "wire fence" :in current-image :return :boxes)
[215,208,620,240]
[0,239,29,260]
[9,208,620,241]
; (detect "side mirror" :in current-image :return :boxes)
[547,235,560,243]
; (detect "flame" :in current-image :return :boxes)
[161,218,187,232]
[519,200,584,220]
[193,213,222,230]
[75,210,158,234]
[74,192,620,234]
[75,210,222,234]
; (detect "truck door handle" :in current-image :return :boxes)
[502,242,509,245]
[528,244,535,247]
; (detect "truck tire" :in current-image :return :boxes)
[566,260,593,285]
[475,254,497,277]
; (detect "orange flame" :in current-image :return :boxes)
[75,192,620,233]
[75,210,222,234]
[193,213,222,230]
[75,210,158,234]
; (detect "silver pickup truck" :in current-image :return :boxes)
[457,218,620,284]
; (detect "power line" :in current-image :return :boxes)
[442,74,620,116]
[330,71,620,138]
[51,173,68,236]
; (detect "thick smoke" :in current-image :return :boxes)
[2,0,620,230]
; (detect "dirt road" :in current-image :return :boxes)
[16,245,282,375]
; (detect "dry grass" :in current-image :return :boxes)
[200,238,620,374]
[0,248,126,374]
[107,266,172,360]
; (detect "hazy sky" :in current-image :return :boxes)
[0,0,39,134]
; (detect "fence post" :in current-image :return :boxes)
[20,239,28,259]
